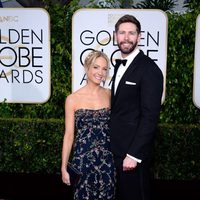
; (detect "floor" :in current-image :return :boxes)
[0,173,199,200]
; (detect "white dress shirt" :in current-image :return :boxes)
[114,48,140,94]
[114,47,142,163]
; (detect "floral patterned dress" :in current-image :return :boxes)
[71,108,116,200]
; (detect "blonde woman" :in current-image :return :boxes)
[61,50,116,199]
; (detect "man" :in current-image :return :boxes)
[110,14,163,200]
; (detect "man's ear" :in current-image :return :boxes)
[137,33,141,43]
[113,31,117,44]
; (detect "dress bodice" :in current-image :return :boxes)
[74,108,111,151]
[75,107,110,130]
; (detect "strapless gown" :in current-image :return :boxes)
[71,108,116,200]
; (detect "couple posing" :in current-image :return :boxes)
[61,14,163,200]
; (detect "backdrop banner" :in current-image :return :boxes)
[193,14,200,109]
[0,8,51,103]
[72,9,168,103]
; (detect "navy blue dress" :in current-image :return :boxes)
[71,108,116,200]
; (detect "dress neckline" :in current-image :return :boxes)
[75,107,110,113]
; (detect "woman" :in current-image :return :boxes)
[61,50,116,200]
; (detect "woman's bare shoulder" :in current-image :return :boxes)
[65,93,75,108]
[65,87,86,109]
[66,87,86,99]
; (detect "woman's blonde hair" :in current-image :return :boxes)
[84,50,110,70]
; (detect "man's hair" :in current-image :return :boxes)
[115,14,141,34]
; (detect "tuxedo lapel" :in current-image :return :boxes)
[111,59,122,105]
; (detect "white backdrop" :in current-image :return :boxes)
[0,8,50,103]
[193,14,200,109]
[72,9,168,103]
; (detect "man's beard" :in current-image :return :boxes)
[118,41,138,55]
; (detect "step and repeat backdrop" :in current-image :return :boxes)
[0,8,200,109]
[72,9,168,103]
[0,8,50,103]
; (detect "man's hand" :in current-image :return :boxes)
[123,156,138,171]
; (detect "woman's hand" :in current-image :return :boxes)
[61,168,71,186]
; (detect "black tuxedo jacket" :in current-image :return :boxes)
[110,50,163,161]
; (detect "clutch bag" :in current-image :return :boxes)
[67,162,82,185]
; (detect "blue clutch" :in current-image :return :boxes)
[67,162,82,185]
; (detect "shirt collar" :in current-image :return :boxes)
[120,47,140,67]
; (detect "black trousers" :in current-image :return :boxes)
[114,157,151,200]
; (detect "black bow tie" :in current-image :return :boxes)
[115,59,127,67]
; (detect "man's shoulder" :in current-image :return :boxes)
[133,51,152,68]
[135,51,163,76]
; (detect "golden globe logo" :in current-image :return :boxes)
[0,29,44,84]
[0,8,50,103]
[72,9,168,103]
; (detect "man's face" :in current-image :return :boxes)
[115,22,141,57]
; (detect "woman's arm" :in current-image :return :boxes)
[61,94,75,185]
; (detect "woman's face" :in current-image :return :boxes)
[86,56,108,85]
